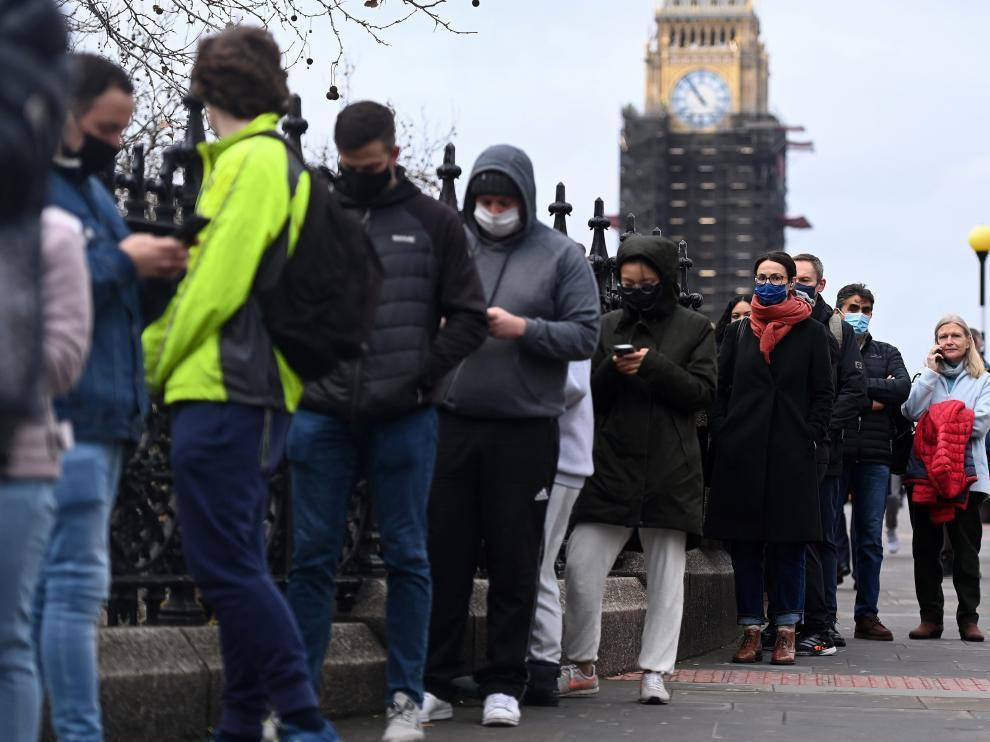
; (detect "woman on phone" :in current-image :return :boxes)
[706,252,833,665]
[902,315,990,642]
[559,234,716,705]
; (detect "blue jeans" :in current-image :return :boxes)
[35,441,124,742]
[732,541,806,626]
[841,462,890,620]
[171,403,321,739]
[0,480,55,742]
[287,407,437,706]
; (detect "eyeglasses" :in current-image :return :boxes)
[755,274,788,286]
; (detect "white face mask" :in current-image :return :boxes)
[474,204,522,239]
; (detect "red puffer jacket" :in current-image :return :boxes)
[905,400,977,524]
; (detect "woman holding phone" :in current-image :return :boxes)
[901,315,990,642]
[559,234,716,706]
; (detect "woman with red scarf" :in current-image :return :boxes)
[706,252,834,665]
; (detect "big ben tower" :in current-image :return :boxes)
[621,0,798,319]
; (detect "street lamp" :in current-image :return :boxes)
[968,225,990,337]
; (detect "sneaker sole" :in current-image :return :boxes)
[559,687,599,698]
[796,646,838,657]
[638,696,670,705]
[420,709,453,723]
[482,717,520,727]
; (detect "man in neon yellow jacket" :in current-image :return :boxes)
[142,26,338,742]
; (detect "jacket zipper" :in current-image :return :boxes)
[349,207,374,420]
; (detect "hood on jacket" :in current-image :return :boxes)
[463,144,537,243]
[615,234,680,321]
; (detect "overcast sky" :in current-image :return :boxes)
[283,0,990,372]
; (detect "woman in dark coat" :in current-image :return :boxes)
[707,251,833,665]
[559,235,717,705]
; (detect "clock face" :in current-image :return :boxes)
[671,70,731,129]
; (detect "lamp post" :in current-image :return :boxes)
[968,225,990,338]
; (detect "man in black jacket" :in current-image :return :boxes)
[286,101,488,742]
[789,255,867,654]
[835,283,911,641]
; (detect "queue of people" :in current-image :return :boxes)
[2,13,988,742]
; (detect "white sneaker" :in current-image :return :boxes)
[482,693,521,727]
[557,664,599,697]
[639,672,671,704]
[383,692,424,742]
[262,713,279,742]
[888,528,900,554]
[419,692,453,723]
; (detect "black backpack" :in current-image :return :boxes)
[253,133,383,381]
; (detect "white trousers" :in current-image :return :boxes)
[563,523,687,673]
[526,482,583,664]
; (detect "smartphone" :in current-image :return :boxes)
[613,344,636,357]
[172,214,211,246]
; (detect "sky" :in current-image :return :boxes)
[280,0,990,373]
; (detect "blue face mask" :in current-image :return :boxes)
[843,312,871,335]
[754,282,788,306]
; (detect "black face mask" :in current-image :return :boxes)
[619,284,661,315]
[337,164,392,205]
[68,134,121,177]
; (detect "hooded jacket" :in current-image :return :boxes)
[439,144,600,419]
[301,170,488,420]
[571,236,716,534]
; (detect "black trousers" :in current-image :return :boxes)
[425,412,558,700]
[909,492,984,626]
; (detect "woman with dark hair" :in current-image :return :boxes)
[707,251,833,666]
[714,295,753,347]
[142,26,338,742]
[902,315,990,642]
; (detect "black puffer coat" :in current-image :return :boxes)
[840,334,911,466]
[571,235,717,535]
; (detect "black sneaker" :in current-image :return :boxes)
[827,625,847,648]
[796,631,837,657]
[761,624,776,650]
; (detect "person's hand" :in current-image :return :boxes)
[613,348,649,375]
[120,234,188,278]
[926,344,943,372]
[487,307,527,339]
[871,400,886,412]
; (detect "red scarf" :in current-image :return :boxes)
[748,294,812,363]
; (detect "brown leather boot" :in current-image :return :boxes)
[854,616,894,641]
[908,621,944,640]
[960,623,985,642]
[732,627,763,663]
[771,627,796,665]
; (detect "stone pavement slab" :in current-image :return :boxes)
[334,517,990,741]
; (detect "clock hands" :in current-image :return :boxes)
[685,77,708,107]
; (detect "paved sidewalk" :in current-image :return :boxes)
[335,511,990,741]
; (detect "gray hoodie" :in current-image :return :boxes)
[441,144,600,419]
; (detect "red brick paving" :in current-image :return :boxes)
[646,668,990,693]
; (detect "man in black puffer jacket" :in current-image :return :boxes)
[835,283,910,642]
[286,101,487,740]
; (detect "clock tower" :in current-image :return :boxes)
[621,0,791,320]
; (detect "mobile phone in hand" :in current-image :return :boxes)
[172,215,211,246]
[613,344,636,357]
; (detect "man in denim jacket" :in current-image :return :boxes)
[38,53,186,741]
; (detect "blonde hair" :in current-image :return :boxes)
[934,314,986,379]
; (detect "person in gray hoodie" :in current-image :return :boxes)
[0,206,91,742]
[422,144,600,728]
